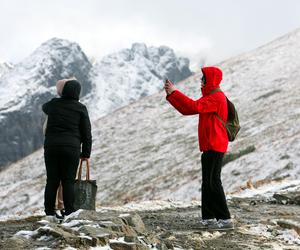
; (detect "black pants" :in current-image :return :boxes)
[44,146,80,216]
[201,150,231,220]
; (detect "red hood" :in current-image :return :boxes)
[201,66,223,96]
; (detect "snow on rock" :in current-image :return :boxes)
[247,224,300,246]
[14,230,39,239]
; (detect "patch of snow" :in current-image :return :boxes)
[37,235,54,242]
[118,213,131,218]
[79,234,93,241]
[64,209,85,220]
[62,219,93,228]
[248,224,273,238]
[229,179,300,199]
[277,229,300,245]
[90,246,113,250]
[63,247,78,250]
[98,200,201,212]
[14,230,38,239]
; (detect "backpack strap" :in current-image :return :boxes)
[210,88,226,125]
[215,113,226,126]
[210,88,222,94]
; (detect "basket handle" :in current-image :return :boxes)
[77,159,90,181]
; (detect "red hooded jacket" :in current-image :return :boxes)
[166,66,228,153]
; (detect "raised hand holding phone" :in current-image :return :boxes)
[164,79,177,95]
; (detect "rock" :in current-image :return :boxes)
[124,235,138,243]
[273,189,300,205]
[120,225,137,237]
[64,209,104,222]
[109,241,148,250]
[156,243,169,250]
[123,214,146,234]
[79,225,111,245]
[0,236,31,250]
[36,224,95,248]
[37,225,74,239]
[162,239,174,249]
[276,219,300,235]
[2,198,300,249]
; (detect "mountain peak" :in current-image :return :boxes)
[21,37,89,70]
[39,37,79,50]
[131,43,148,57]
[88,42,192,117]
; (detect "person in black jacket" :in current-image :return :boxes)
[42,79,92,217]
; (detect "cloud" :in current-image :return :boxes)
[0,0,300,66]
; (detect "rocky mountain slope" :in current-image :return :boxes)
[0,38,93,168]
[0,28,299,216]
[0,40,191,169]
[0,182,300,249]
[0,61,13,78]
[87,43,191,118]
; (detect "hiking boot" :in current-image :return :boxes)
[208,219,234,231]
[198,218,218,229]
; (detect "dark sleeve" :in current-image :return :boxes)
[42,101,50,114]
[42,98,57,114]
[80,106,92,158]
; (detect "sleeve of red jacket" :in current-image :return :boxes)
[166,90,218,115]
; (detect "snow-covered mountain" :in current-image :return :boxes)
[87,43,191,117]
[1,28,299,216]
[0,40,191,169]
[0,61,13,78]
[0,38,93,169]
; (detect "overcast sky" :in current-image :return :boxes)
[1,0,300,68]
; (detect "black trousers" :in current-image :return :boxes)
[201,150,231,220]
[44,146,80,216]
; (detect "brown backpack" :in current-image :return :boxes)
[210,88,240,141]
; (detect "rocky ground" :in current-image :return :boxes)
[0,190,299,250]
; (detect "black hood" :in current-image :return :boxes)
[62,80,81,100]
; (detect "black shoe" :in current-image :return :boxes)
[54,210,64,222]
[59,209,65,217]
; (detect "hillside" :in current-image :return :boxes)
[0,28,299,215]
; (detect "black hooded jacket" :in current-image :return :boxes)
[42,80,92,158]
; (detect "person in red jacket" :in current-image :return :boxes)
[165,66,233,230]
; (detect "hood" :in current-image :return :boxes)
[201,66,223,96]
[56,79,68,96]
[62,80,81,100]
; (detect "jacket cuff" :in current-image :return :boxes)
[166,90,178,100]
[80,152,90,158]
